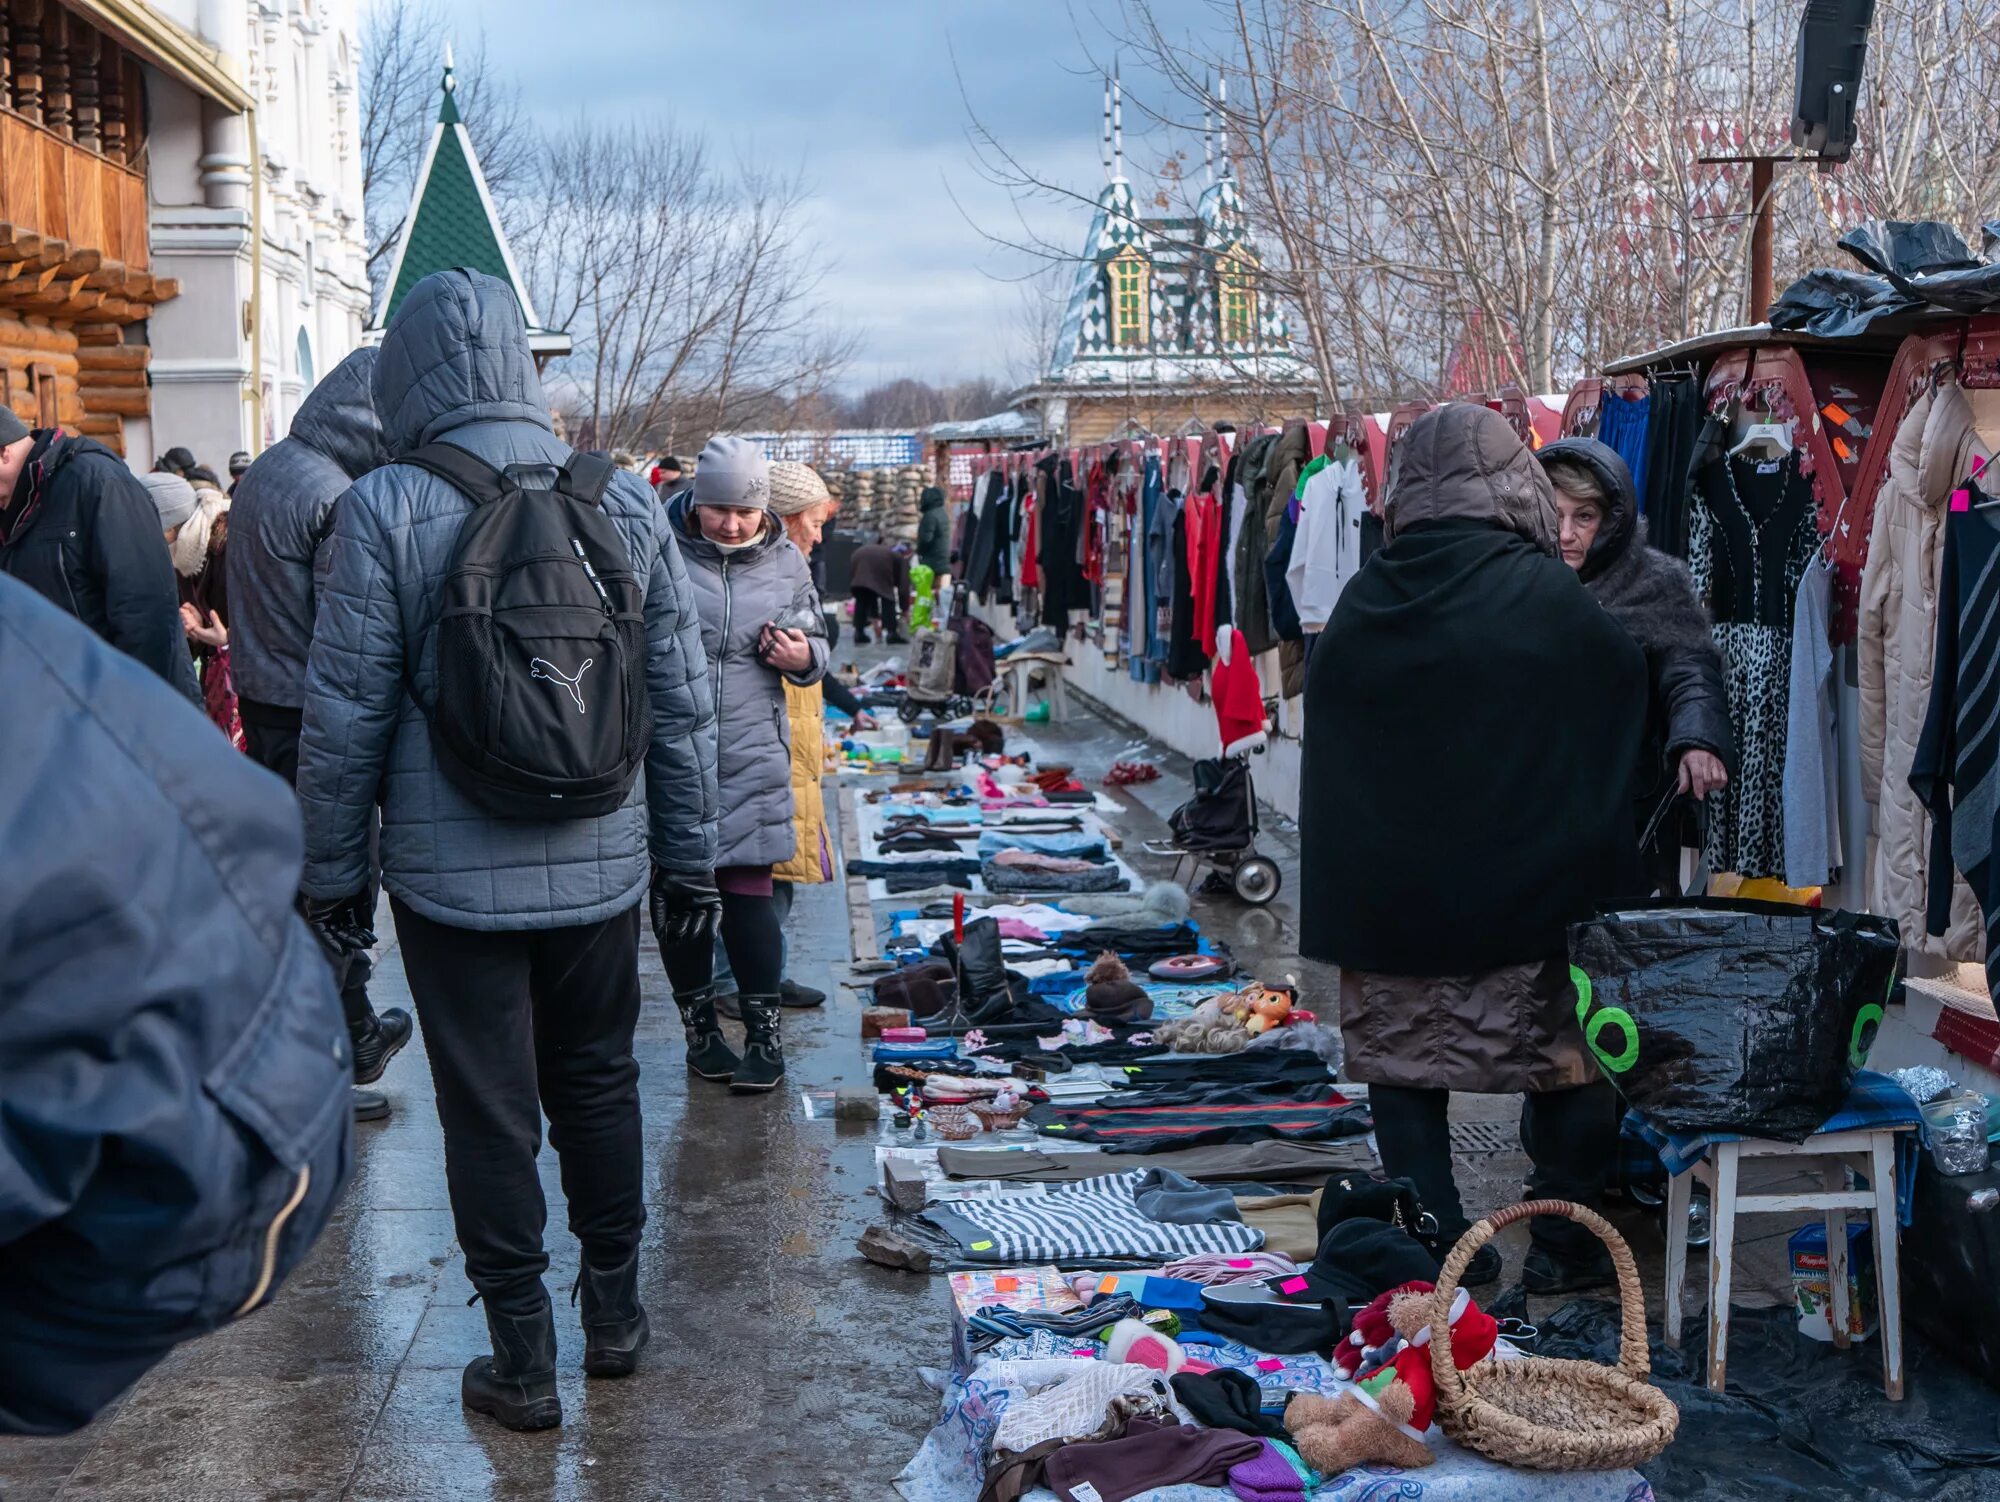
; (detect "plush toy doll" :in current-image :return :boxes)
[1331,1280,1435,1379]
[1287,1286,1500,1475]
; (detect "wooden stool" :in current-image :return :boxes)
[985,652,1069,724]
[1663,1125,1912,1399]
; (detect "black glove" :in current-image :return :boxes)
[650,865,721,982]
[302,892,376,966]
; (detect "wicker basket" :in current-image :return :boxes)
[924,1103,981,1141]
[1430,1199,1679,1471]
[969,1100,1025,1131]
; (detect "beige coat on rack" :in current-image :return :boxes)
[1859,382,1986,963]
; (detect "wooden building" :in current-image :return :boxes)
[0,1,177,454]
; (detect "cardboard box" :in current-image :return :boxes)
[1790,1221,1877,1342]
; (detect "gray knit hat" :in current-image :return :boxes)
[141,471,199,532]
[692,435,770,509]
[0,406,28,446]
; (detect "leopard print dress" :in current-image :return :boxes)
[1690,451,1821,880]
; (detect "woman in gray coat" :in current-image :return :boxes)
[669,436,828,1091]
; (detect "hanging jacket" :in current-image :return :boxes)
[1232,432,1281,655]
[1861,384,1986,960]
[670,493,828,869]
[296,268,719,930]
[227,348,389,710]
[1287,454,1370,633]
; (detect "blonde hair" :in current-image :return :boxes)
[1544,458,1605,507]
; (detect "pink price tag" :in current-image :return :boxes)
[1279,1276,1311,1295]
[1256,1358,1286,1372]
[1227,1259,1255,1269]
[1953,488,1972,513]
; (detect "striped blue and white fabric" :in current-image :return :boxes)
[923,1171,1265,1263]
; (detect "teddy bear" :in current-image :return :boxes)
[1286,1285,1499,1476]
[1331,1280,1435,1379]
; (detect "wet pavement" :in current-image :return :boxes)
[0,659,1798,1501]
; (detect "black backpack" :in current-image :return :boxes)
[399,442,648,820]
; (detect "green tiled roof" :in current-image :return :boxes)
[385,123,511,320]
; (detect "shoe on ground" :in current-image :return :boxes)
[574,1253,649,1379]
[731,995,785,1092]
[854,630,872,645]
[713,989,742,1021]
[675,987,740,1082]
[463,1298,562,1431]
[886,632,909,645]
[351,1006,413,1085]
[353,1087,391,1122]
[1521,1244,1616,1295]
[1457,1242,1503,1288]
[779,978,825,1009]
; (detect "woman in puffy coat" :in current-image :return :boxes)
[1539,438,1733,895]
[669,437,828,1092]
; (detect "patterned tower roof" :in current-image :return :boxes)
[372,48,569,356]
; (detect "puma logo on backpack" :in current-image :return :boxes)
[399,443,649,820]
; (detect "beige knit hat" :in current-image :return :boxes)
[767,460,832,517]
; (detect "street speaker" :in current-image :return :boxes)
[1791,0,1876,161]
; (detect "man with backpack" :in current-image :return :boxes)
[296,269,719,1432]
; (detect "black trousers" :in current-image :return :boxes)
[1368,1079,1619,1257]
[393,899,647,1314]
[853,587,898,637]
[243,699,379,1040]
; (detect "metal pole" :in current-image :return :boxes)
[1750,156,1775,322]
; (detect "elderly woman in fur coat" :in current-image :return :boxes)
[1538,438,1734,895]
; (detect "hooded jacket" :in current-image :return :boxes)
[296,269,719,930]
[227,348,388,710]
[0,576,351,1433]
[0,430,193,695]
[1860,385,1985,960]
[669,492,828,869]
[916,486,951,576]
[1302,404,1646,1092]
[1539,437,1734,821]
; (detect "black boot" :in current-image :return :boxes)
[676,986,739,1082]
[952,917,1016,1023]
[462,1296,561,1431]
[731,995,785,1092]
[779,978,825,1009]
[350,1006,413,1085]
[574,1252,649,1378]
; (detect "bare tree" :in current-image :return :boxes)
[514,122,853,454]
[360,0,533,306]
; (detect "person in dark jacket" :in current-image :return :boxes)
[850,533,912,643]
[228,347,412,1120]
[0,574,352,1436]
[0,408,196,697]
[916,484,951,576]
[1539,438,1733,894]
[1301,404,1647,1295]
[297,270,721,1430]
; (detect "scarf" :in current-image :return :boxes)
[172,485,231,577]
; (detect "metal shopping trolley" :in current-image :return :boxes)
[1142,754,1282,905]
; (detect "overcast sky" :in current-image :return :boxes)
[449,0,1216,391]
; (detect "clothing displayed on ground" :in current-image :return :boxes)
[1043,1417,1264,1502]
[923,1171,1266,1263]
[1912,496,2000,1000]
[935,1139,1378,1185]
[391,898,645,1319]
[1301,420,1647,976]
[1862,382,1989,961]
[1784,560,1842,886]
[1025,1091,1370,1153]
[1691,447,1822,878]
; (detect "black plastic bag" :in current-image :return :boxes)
[1838,218,1981,282]
[1566,899,1900,1142]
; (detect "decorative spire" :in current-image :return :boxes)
[1111,62,1124,182]
[437,39,459,126]
[1218,73,1232,180]
[1101,75,1112,181]
[1203,74,1215,186]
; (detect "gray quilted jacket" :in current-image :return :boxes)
[296,269,718,930]
[668,492,826,869]
[226,347,388,709]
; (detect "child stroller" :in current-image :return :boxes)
[1143,756,1282,905]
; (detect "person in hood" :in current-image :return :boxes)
[916,484,951,577]
[668,436,828,1094]
[0,574,351,1435]
[1300,403,1647,1296]
[296,269,720,1430]
[0,409,196,698]
[1539,438,1733,894]
[228,346,413,1122]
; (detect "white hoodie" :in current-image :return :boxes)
[1286,455,1369,630]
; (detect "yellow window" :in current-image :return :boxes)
[1110,253,1147,347]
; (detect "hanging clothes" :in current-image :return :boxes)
[1036,453,1087,629]
[1690,446,1822,879]
[1597,389,1653,509]
[1643,379,1704,559]
[1860,385,1986,960]
[964,469,1007,603]
[1131,454,1165,683]
[1187,478,1224,656]
[1167,470,1220,679]
[1233,432,1281,656]
[1019,464,1041,592]
[1783,560,1842,887]
[1911,493,2000,1001]
[1287,454,1370,633]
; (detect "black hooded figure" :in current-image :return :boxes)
[1539,437,1735,894]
